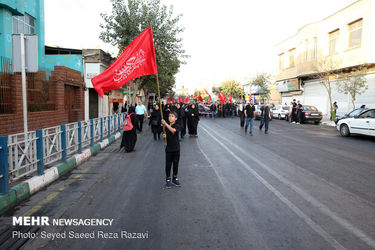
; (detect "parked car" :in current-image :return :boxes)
[254,105,273,120]
[301,105,323,124]
[285,105,322,124]
[271,105,289,120]
[337,108,375,137]
[334,107,369,125]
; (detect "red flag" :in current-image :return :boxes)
[218,92,224,104]
[229,93,232,102]
[92,27,157,98]
[167,98,170,103]
[204,89,212,102]
[198,92,204,102]
[224,94,227,102]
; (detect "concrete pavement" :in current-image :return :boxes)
[1,118,374,249]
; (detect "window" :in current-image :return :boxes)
[313,37,318,60]
[289,49,295,68]
[12,14,35,34]
[329,29,339,55]
[348,19,362,48]
[359,110,375,118]
[305,39,309,62]
[278,53,284,70]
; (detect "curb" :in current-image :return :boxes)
[0,132,122,215]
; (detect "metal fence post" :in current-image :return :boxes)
[107,116,111,138]
[0,136,9,194]
[78,121,82,153]
[118,114,121,132]
[36,130,44,175]
[100,117,103,142]
[61,125,67,162]
[90,119,94,146]
[114,114,116,134]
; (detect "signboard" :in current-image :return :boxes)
[12,34,38,73]
[287,79,299,91]
[86,73,98,79]
[276,81,288,92]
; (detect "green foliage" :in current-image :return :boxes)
[219,80,244,99]
[337,67,368,109]
[251,73,270,102]
[99,0,187,97]
[211,86,220,94]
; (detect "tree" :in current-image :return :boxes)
[212,86,221,95]
[314,56,342,120]
[219,80,244,100]
[337,66,368,109]
[251,73,271,103]
[99,0,187,104]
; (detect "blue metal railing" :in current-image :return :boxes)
[0,113,125,194]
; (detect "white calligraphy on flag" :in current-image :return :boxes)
[113,49,146,83]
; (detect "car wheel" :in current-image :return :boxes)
[278,114,281,120]
[340,124,350,137]
[314,121,320,125]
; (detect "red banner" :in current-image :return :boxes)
[92,27,157,98]
[198,92,204,102]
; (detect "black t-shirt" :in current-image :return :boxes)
[245,104,255,118]
[166,123,180,152]
[297,104,303,113]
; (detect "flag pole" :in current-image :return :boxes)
[156,73,167,145]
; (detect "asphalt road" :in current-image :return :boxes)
[1,117,375,250]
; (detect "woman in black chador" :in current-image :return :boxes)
[149,104,162,140]
[187,103,200,137]
[120,106,138,152]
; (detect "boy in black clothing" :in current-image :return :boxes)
[161,111,181,188]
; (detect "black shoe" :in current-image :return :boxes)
[265,131,268,134]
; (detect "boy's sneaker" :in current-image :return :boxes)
[165,179,172,189]
[172,178,181,187]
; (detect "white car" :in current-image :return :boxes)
[337,108,375,137]
[271,105,289,120]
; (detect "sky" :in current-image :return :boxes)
[45,0,358,93]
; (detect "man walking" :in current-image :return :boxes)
[135,99,148,132]
[259,101,271,134]
[238,101,245,127]
[210,102,217,119]
[244,100,255,135]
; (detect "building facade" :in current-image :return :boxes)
[0,0,85,136]
[274,0,375,116]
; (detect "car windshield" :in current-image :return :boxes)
[304,106,318,111]
[282,106,289,110]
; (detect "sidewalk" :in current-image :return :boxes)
[321,117,336,127]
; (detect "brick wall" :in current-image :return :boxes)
[0,66,84,136]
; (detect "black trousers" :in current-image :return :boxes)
[166,151,180,179]
[137,115,144,131]
[259,118,270,131]
[239,111,245,127]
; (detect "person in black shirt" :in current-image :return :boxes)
[291,99,297,123]
[244,100,256,135]
[162,112,181,188]
[210,102,217,119]
[259,101,271,134]
[297,100,303,124]
[149,104,162,140]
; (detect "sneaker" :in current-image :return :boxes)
[250,132,253,136]
[172,178,181,187]
[292,121,296,124]
[165,179,172,189]
[296,122,300,124]
[189,134,193,137]
[194,134,198,137]
[265,131,269,134]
